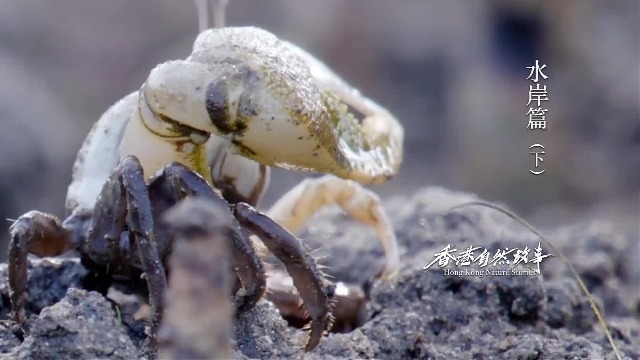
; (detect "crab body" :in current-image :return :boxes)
[8,26,404,352]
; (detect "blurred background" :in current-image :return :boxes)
[0,0,638,260]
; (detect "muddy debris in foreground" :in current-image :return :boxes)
[0,187,638,359]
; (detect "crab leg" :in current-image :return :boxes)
[94,156,169,342]
[267,174,400,279]
[159,198,234,359]
[147,162,266,312]
[233,202,335,352]
[8,212,76,322]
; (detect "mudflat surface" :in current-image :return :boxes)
[0,187,638,359]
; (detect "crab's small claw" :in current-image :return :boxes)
[268,174,400,279]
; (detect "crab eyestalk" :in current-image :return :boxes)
[193,0,229,31]
[211,0,229,28]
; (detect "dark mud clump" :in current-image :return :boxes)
[0,187,638,359]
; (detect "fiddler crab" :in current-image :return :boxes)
[7,2,403,353]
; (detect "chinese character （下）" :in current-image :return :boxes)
[529,144,546,175]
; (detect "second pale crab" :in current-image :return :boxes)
[7,12,404,352]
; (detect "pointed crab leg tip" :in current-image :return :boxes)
[379,270,398,281]
[376,262,400,280]
[303,317,328,352]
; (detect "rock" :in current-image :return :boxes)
[14,288,137,360]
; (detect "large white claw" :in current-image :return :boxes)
[189,27,404,184]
